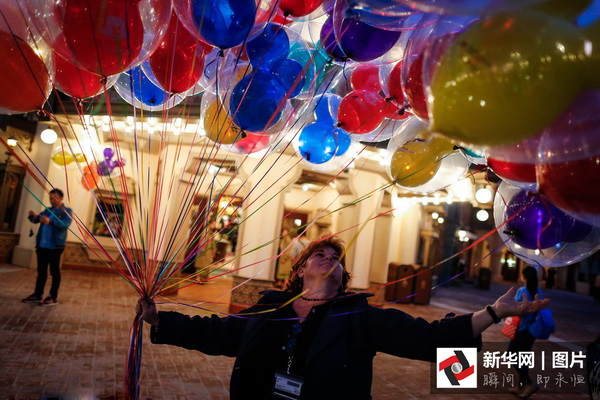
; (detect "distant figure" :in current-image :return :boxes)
[507,266,546,398]
[291,232,310,259]
[274,229,293,289]
[22,189,73,306]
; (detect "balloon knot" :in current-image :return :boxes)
[241,131,247,139]
[100,76,108,85]
[218,49,225,57]
[503,230,514,236]
[336,123,342,128]
[326,58,333,65]
[385,97,393,102]
[397,106,405,115]
[37,109,48,118]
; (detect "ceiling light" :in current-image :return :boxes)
[7,138,17,147]
[40,128,58,144]
[476,209,489,222]
[475,186,493,204]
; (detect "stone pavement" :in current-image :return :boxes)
[0,263,597,400]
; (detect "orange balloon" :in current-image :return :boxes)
[0,31,50,113]
[81,162,99,191]
[204,98,243,145]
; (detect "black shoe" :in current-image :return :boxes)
[22,294,42,303]
[39,296,58,306]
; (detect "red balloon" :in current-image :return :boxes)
[387,61,404,106]
[338,90,387,134]
[234,132,271,154]
[149,12,212,94]
[58,0,144,76]
[55,54,104,99]
[488,158,536,184]
[539,156,600,215]
[404,52,428,120]
[385,101,410,121]
[351,65,381,92]
[0,31,50,113]
[279,0,324,17]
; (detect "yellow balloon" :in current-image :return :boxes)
[430,10,593,146]
[204,99,242,145]
[51,151,74,166]
[527,0,594,20]
[390,135,454,187]
[74,153,86,163]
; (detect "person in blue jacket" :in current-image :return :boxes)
[137,236,548,400]
[21,189,73,306]
[508,266,545,398]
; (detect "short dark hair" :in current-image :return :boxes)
[285,235,351,295]
[49,188,64,198]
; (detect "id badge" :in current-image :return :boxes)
[272,370,304,400]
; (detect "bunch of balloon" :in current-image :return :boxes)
[385,116,469,193]
[493,182,600,267]
[145,11,213,95]
[429,8,599,146]
[229,23,307,133]
[114,65,186,111]
[21,0,172,77]
[294,93,354,172]
[0,0,52,114]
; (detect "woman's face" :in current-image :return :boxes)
[299,246,343,286]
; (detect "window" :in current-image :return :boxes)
[92,196,124,238]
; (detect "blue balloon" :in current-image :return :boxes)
[314,93,342,124]
[129,66,168,106]
[273,59,305,98]
[246,23,290,69]
[192,0,256,49]
[230,70,287,132]
[333,129,351,156]
[298,123,338,164]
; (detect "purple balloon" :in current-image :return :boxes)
[320,16,347,62]
[505,190,576,250]
[103,147,114,160]
[334,15,401,62]
[97,160,113,176]
[563,219,593,243]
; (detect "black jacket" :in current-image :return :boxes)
[151,290,481,399]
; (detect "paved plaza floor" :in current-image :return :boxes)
[1,263,597,399]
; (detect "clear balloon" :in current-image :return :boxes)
[190,0,257,49]
[430,10,596,146]
[22,0,171,76]
[537,90,600,223]
[332,0,402,62]
[0,31,51,114]
[493,182,600,267]
[337,90,387,134]
[147,12,212,94]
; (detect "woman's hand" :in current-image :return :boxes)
[471,287,550,336]
[492,287,551,319]
[136,297,159,327]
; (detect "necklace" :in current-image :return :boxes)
[300,295,333,302]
